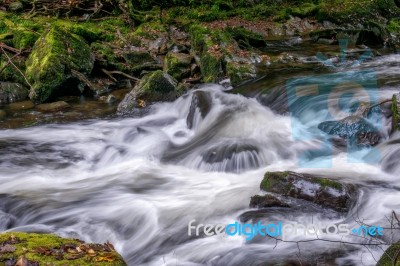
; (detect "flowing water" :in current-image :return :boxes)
[1,47,400,265]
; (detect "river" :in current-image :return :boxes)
[1,44,400,265]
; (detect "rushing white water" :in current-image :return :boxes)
[1,54,400,266]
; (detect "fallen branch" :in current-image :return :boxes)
[0,51,21,75]
[101,68,140,82]
[70,69,97,91]
[0,42,21,54]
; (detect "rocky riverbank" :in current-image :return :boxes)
[0,0,399,127]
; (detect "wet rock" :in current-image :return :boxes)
[186,90,212,129]
[226,27,266,49]
[117,70,177,113]
[26,27,94,103]
[8,101,34,111]
[226,57,257,86]
[0,110,6,120]
[392,93,400,132]
[36,101,70,112]
[190,25,224,83]
[260,171,357,212]
[8,1,23,12]
[249,195,290,208]
[310,28,384,47]
[377,242,400,265]
[0,82,28,104]
[318,116,382,148]
[164,52,193,80]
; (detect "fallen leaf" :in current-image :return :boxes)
[96,256,115,262]
[15,256,28,266]
[87,249,96,256]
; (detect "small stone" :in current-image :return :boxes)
[8,1,23,12]
[8,101,34,111]
[36,101,70,112]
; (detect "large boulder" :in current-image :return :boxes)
[117,70,177,113]
[0,232,127,265]
[260,171,357,212]
[0,82,28,104]
[26,27,94,103]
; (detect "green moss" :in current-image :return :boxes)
[290,3,319,18]
[164,52,192,80]
[13,29,39,49]
[226,60,256,86]
[261,171,289,192]
[225,27,265,49]
[200,53,222,83]
[392,94,400,131]
[0,55,26,84]
[377,243,400,266]
[134,22,167,40]
[0,232,126,265]
[388,19,400,34]
[25,27,94,103]
[313,177,343,190]
[189,24,211,53]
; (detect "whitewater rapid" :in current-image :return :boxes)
[1,55,400,265]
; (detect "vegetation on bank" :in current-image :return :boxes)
[0,232,127,265]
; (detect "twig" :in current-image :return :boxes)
[0,47,32,89]
[101,68,140,82]
[0,52,21,75]
[0,42,21,54]
[70,69,97,91]
[366,99,393,113]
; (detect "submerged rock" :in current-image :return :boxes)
[26,27,94,103]
[186,90,212,129]
[249,194,290,208]
[260,171,357,212]
[117,70,177,113]
[36,101,70,112]
[318,116,382,148]
[0,232,127,265]
[0,82,28,104]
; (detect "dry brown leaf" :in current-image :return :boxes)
[15,255,28,266]
[87,249,96,256]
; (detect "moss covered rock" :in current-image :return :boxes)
[164,52,192,80]
[392,93,400,132]
[117,70,177,113]
[0,82,28,104]
[226,58,257,86]
[0,55,26,84]
[260,171,357,212]
[25,27,94,103]
[377,242,400,265]
[0,232,127,265]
